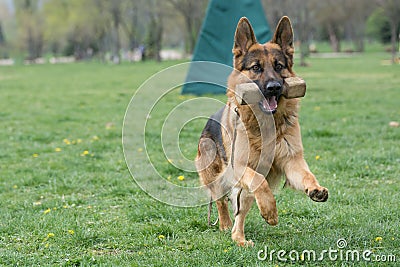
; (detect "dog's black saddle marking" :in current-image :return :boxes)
[200,107,228,164]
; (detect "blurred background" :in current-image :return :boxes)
[0,2,399,264]
[0,0,399,65]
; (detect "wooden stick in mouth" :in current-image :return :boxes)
[235,77,306,105]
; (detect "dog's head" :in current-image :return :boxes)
[228,16,295,114]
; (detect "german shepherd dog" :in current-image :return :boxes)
[195,16,328,246]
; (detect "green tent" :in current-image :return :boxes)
[181,0,272,95]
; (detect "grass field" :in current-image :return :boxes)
[0,52,399,266]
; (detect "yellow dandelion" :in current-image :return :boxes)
[12,185,18,189]
[158,234,165,240]
[33,153,39,158]
[43,208,51,214]
[53,207,57,210]
[315,155,321,160]
[177,175,185,181]
[63,205,68,209]
[80,150,89,156]
[138,251,143,255]
[55,147,62,152]
[392,237,395,241]
[47,233,55,238]
[365,165,369,169]
[77,139,82,144]
[92,135,99,141]
[223,249,228,253]
[167,175,171,180]
[63,139,71,145]
[45,243,49,248]
[375,237,383,242]
[68,229,75,235]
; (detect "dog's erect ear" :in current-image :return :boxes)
[233,17,257,56]
[272,16,294,52]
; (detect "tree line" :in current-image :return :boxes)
[263,0,400,64]
[0,0,207,62]
[0,0,398,63]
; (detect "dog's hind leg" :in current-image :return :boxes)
[231,189,255,246]
[197,136,232,230]
[216,197,232,231]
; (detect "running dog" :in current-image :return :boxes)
[195,16,328,246]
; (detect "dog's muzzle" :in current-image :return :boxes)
[259,81,282,114]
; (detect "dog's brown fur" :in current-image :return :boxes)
[195,16,328,246]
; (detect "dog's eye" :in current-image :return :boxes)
[275,63,284,72]
[251,64,262,72]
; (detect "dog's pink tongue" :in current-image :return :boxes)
[269,96,278,110]
[263,96,277,111]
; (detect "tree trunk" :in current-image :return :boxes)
[27,26,36,60]
[112,25,121,64]
[35,32,43,58]
[155,19,163,62]
[299,6,310,66]
[353,22,365,52]
[111,5,121,64]
[355,37,364,52]
[184,17,192,54]
[184,16,199,55]
[0,21,5,45]
[389,20,398,64]
[327,23,340,52]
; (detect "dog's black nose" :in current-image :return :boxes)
[266,81,282,93]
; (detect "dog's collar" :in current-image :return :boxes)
[234,106,240,117]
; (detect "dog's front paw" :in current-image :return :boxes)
[255,194,279,226]
[237,240,254,247]
[232,233,254,247]
[261,209,278,226]
[306,186,329,202]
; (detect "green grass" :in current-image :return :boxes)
[0,53,399,266]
